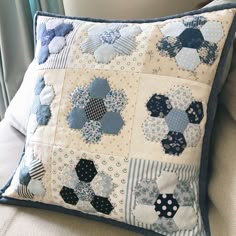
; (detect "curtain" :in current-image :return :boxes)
[29,0,65,18]
[0,0,64,120]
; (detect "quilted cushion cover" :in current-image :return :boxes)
[1,4,236,236]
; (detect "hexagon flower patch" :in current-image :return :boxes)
[132,171,197,233]
[60,159,114,215]
[36,19,73,64]
[27,77,55,136]
[16,152,46,199]
[157,16,224,71]
[67,77,127,143]
[143,86,204,155]
[80,23,142,63]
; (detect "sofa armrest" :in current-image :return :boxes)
[0,119,25,187]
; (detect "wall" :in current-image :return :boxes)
[63,0,202,19]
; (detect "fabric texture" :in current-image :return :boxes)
[1,3,236,236]
[204,1,236,236]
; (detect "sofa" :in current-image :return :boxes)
[0,0,236,235]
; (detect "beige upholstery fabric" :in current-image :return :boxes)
[0,206,139,236]
[0,119,140,236]
[0,120,25,186]
[208,41,236,236]
[204,1,236,236]
[207,0,236,7]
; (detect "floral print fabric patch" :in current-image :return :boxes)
[1,7,236,236]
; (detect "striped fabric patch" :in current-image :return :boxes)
[17,184,34,199]
[125,158,205,236]
[29,159,45,180]
[113,37,136,55]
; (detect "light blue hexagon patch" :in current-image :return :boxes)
[67,108,87,129]
[88,78,110,99]
[101,112,124,134]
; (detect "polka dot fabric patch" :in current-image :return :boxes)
[1,5,236,236]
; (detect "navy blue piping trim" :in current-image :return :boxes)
[34,3,236,24]
[1,3,236,236]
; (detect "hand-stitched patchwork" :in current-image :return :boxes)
[143,86,204,155]
[60,158,114,215]
[27,77,55,136]
[80,24,142,63]
[16,153,46,199]
[157,16,224,71]
[67,77,127,143]
[132,171,197,233]
[51,148,129,222]
[36,19,73,64]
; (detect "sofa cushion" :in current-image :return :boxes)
[208,41,236,236]
[0,120,25,187]
[202,1,236,236]
[0,206,139,236]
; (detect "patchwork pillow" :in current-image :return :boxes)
[1,4,236,236]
